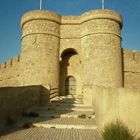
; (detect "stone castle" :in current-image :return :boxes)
[0,9,140,133]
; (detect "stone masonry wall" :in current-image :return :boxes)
[60,16,82,96]
[20,10,61,95]
[94,85,140,133]
[81,10,123,89]
[0,86,42,131]
[60,16,81,57]
[123,48,140,88]
[0,55,20,87]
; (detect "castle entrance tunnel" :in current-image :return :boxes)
[60,48,82,96]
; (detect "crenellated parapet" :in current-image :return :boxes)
[0,55,20,69]
[123,48,140,72]
[123,48,140,88]
[0,55,21,87]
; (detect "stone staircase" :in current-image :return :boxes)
[30,95,97,129]
[0,95,102,140]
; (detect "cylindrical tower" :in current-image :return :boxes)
[81,10,123,88]
[20,10,61,90]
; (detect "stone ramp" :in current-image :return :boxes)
[0,95,99,140]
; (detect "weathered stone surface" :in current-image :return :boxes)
[0,9,140,136]
[0,86,45,131]
[94,85,140,133]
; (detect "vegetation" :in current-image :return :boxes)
[78,114,86,119]
[22,122,34,128]
[102,120,136,140]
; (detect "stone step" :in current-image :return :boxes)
[53,95,83,99]
[51,96,83,100]
[51,100,83,104]
[35,106,92,112]
[32,118,97,129]
[33,123,97,129]
[51,95,82,99]
[37,111,95,119]
[49,103,88,107]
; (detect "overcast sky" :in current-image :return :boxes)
[0,0,140,63]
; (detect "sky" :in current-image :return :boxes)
[0,0,140,63]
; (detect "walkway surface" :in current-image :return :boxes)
[0,95,102,140]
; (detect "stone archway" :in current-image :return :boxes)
[59,48,82,96]
[65,76,76,95]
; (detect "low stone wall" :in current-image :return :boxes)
[94,86,140,133]
[0,85,50,131]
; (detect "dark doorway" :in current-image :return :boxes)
[65,76,76,95]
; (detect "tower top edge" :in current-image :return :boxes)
[21,10,61,28]
[21,9,122,28]
[81,9,122,27]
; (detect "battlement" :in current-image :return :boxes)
[0,55,20,70]
[123,48,140,88]
[123,48,140,62]
[123,48,140,73]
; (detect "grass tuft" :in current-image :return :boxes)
[102,120,136,140]
[22,122,34,129]
[78,114,86,119]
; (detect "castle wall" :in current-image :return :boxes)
[94,86,140,133]
[0,9,140,133]
[0,9,140,100]
[0,85,43,130]
[123,48,140,88]
[0,56,20,87]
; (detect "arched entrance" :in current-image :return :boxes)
[59,48,82,96]
[65,76,76,95]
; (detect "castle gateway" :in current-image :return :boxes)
[0,9,140,104]
[0,9,140,133]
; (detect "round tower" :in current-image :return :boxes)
[20,10,61,91]
[81,10,123,88]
